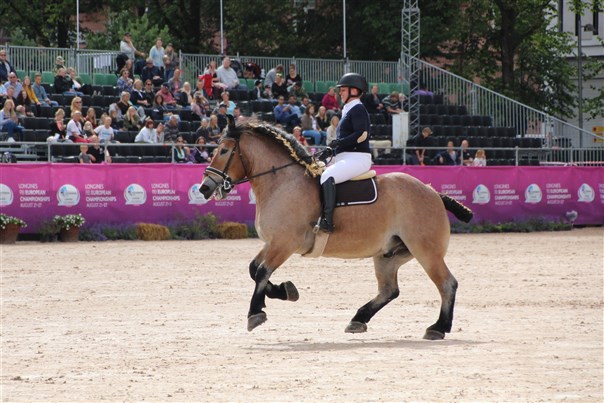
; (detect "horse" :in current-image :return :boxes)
[199,120,472,340]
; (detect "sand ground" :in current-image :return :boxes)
[1,228,603,401]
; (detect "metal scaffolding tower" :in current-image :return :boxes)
[401,1,420,138]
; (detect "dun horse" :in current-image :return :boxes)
[200,121,472,340]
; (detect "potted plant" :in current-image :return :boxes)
[0,213,27,244]
[53,214,86,242]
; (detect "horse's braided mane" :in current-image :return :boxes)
[226,121,324,178]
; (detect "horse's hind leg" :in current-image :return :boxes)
[249,259,299,301]
[420,258,458,340]
[346,254,410,333]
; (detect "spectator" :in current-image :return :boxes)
[382,91,402,122]
[292,126,308,147]
[315,105,330,132]
[216,56,245,90]
[123,106,144,131]
[135,119,160,143]
[300,103,326,146]
[152,93,166,120]
[191,91,210,120]
[142,80,155,105]
[177,81,194,109]
[233,106,246,122]
[460,139,473,166]
[70,96,83,114]
[0,79,6,99]
[156,83,177,109]
[0,99,24,141]
[215,104,228,131]
[16,87,35,117]
[130,79,150,108]
[141,58,164,87]
[285,64,302,89]
[168,68,182,94]
[435,140,460,165]
[4,87,19,114]
[85,107,98,129]
[172,135,191,163]
[208,114,222,143]
[66,110,87,143]
[325,115,339,145]
[162,55,175,82]
[79,144,93,164]
[189,136,212,163]
[87,135,111,164]
[164,43,178,67]
[321,87,340,118]
[362,84,385,114]
[54,56,66,74]
[289,81,307,100]
[299,96,311,114]
[122,59,134,80]
[249,79,270,102]
[120,32,145,70]
[0,50,15,82]
[117,69,134,92]
[94,116,119,143]
[411,127,434,165]
[415,83,433,96]
[54,67,82,96]
[164,114,180,142]
[32,73,58,107]
[149,38,165,68]
[473,149,487,166]
[218,91,236,115]
[4,72,23,94]
[22,76,41,116]
[49,108,68,142]
[271,73,288,100]
[274,95,301,132]
[264,64,284,89]
[194,118,211,142]
[200,61,225,100]
[82,121,95,139]
[67,67,92,96]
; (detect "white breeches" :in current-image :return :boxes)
[320,152,373,184]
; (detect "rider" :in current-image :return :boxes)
[317,73,372,233]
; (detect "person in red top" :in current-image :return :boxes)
[321,86,341,118]
[156,83,177,109]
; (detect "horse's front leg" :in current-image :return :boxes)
[249,259,298,301]
[247,248,293,331]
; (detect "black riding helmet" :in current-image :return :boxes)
[336,73,368,94]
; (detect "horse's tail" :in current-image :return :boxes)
[440,193,473,223]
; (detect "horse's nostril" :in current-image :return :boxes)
[199,184,209,193]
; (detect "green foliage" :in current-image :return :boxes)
[39,219,60,242]
[167,213,219,240]
[53,214,86,230]
[85,11,172,54]
[451,218,573,233]
[0,214,27,229]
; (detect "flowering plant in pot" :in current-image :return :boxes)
[53,214,85,242]
[0,213,27,244]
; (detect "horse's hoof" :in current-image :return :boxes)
[423,329,445,340]
[284,281,299,302]
[345,321,367,333]
[247,312,267,331]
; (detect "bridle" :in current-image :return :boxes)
[203,136,299,197]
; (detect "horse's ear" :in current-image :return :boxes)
[226,114,236,131]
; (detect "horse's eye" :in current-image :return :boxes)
[220,148,229,155]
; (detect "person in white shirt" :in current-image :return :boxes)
[216,56,246,90]
[94,116,118,143]
[135,119,160,143]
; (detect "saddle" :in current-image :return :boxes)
[335,170,378,207]
[304,170,378,258]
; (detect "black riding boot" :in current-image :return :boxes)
[319,177,336,233]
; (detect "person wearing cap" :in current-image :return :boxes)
[156,83,177,108]
[54,56,66,74]
[316,73,372,234]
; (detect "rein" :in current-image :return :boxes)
[203,136,300,195]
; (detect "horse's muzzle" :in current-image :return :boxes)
[199,180,216,199]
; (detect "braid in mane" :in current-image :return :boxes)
[237,122,324,178]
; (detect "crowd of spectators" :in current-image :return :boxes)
[1,39,440,164]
